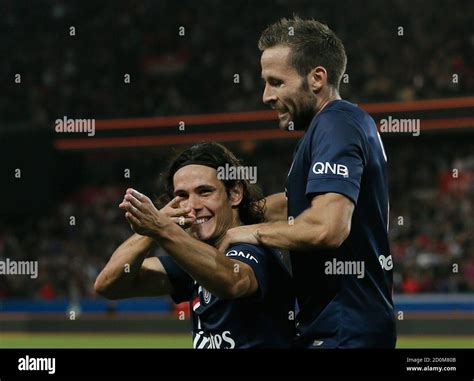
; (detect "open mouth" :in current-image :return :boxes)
[193,217,213,225]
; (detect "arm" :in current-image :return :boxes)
[257,192,354,250]
[220,112,365,252]
[155,223,258,300]
[122,189,259,300]
[94,234,173,299]
[94,195,195,299]
[219,192,354,252]
[263,192,287,222]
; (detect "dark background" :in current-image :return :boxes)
[0,0,473,306]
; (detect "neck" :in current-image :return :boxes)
[316,88,341,115]
[208,214,242,249]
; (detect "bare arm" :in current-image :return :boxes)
[264,192,287,222]
[94,234,173,300]
[94,195,196,299]
[155,223,258,300]
[219,193,354,252]
[257,193,354,250]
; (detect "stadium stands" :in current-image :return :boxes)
[0,0,473,304]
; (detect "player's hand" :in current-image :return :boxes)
[119,188,172,236]
[159,196,196,228]
[218,224,262,252]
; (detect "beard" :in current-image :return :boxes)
[282,81,318,131]
[291,104,317,131]
[296,80,319,130]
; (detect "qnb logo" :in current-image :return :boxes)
[312,162,349,178]
[193,330,236,349]
[226,250,258,263]
[379,255,393,271]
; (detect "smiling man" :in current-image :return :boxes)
[219,17,396,348]
[94,142,295,348]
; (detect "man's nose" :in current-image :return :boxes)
[183,194,202,213]
[262,83,277,105]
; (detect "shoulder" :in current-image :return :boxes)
[225,243,267,264]
[225,243,287,270]
[316,101,364,127]
[308,101,370,144]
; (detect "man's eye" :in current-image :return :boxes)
[270,79,282,86]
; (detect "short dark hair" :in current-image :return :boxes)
[157,142,265,225]
[258,16,347,89]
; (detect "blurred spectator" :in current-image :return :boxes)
[0,0,472,127]
[0,1,473,298]
[1,138,474,297]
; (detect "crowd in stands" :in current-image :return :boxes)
[1,1,473,300]
[387,139,474,294]
[1,138,473,299]
[1,0,472,129]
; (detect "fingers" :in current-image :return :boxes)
[167,196,188,212]
[218,235,231,252]
[121,197,145,218]
[120,190,191,227]
[161,196,193,217]
[125,211,141,228]
[170,216,196,227]
[121,188,154,214]
[217,240,227,253]
[167,206,193,218]
[120,189,147,210]
[168,196,182,208]
[126,188,148,203]
[124,193,144,210]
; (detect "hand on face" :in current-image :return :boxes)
[173,165,238,244]
[160,196,196,228]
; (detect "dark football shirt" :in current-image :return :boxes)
[286,99,396,348]
[159,243,295,348]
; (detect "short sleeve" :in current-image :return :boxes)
[306,111,367,204]
[159,256,193,304]
[225,243,269,299]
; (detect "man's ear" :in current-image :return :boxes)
[229,183,244,207]
[307,66,327,93]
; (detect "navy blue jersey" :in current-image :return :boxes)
[287,99,396,348]
[159,243,295,348]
